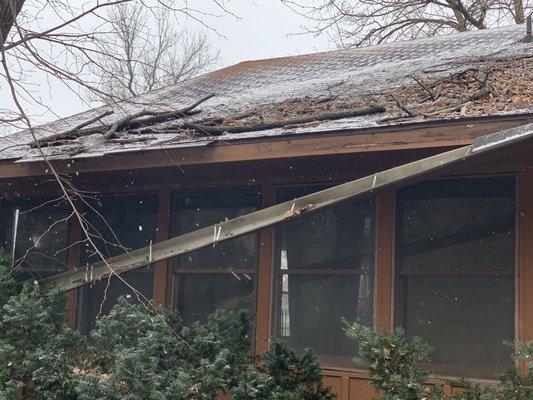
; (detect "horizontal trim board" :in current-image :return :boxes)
[39,123,533,293]
[1,115,531,179]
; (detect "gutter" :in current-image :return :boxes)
[41,123,533,293]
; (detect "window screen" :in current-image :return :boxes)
[395,177,516,378]
[273,186,375,368]
[171,188,260,324]
[77,193,158,332]
[0,197,69,280]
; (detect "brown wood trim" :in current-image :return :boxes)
[173,269,255,274]
[341,376,350,399]
[153,188,171,306]
[397,270,514,277]
[517,169,533,375]
[277,269,366,275]
[2,116,530,179]
[374,191,395,332]
[66,215,81,327]
[254,180,276,354]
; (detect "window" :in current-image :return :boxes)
[170,187,260,324]
[0,196,69,280]
[395,177,516,378]
[77,193,158,332]
[273,186,376,369]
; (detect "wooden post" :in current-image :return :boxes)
[153,187,172,306]
[518,169,533,374]
[254,181,276,354]
[374,190,395,332]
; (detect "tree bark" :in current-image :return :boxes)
[513,0,525,24]
[0,0,25,47]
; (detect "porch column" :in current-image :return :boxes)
[374,190,395,332]
[518,168,533,374]
[153,187,172,306]
[254,180,276,354]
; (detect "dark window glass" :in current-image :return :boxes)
[274,186,375,368]
[177,274,254,324]
[0,197,69,279]
[171,188,260,324]
[77,193,158,332]
[395,177,515,378]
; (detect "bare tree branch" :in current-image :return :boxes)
[86,2,219,104]
[282,0,532,47]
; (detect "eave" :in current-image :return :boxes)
[1,113,532,180]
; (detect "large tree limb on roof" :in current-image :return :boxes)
[0,0,24,47]
[172,104,386,135]
[31,93,215,148]
[40,123,533,294]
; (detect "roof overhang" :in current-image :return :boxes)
[40,122,533,293]
[2,113,532,180]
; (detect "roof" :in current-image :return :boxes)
[1,24,532,164]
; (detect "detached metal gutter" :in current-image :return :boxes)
[41,123,533,294]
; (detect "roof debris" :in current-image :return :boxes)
[0,24,531,163]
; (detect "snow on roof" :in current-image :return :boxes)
[1,24,532,163]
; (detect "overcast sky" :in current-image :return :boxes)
[24,1,331,125]
[205,1,331,65]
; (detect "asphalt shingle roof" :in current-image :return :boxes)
[1,24,532,163]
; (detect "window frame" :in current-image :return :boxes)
[0,195,71,276]
[392,174,519,378]
[74,190,160,332]
[272,183,378,369]
[169,186,262,319]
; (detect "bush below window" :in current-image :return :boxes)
[344,321,533,400]
[0,252,335,400]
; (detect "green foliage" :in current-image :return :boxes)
[0,248,15,308]
[232,341,336,400]
[80,301,335,400]
[448,367,532,400]
[513,341,533,373]
[0,250,334,400]
[78,300,256,399]
[448,342,532,400]
[344,321,437,400]
[345,321,533,400]
[0,284,83,399]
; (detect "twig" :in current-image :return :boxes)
[171,104,386,136]
[34,93,215,147]
[31,110,114,147]
[390,94,417,117]
[412,76,435,102]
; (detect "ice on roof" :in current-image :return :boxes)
[1,24,532,162]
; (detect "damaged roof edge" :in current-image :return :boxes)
[2,113,532,180]
[41,123,533,294]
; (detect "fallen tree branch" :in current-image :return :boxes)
[412,76,436,102]
[31,110,114,148]
[104,93,215,138]
[37,123,533,293]
[388,68,497,121]
[32,93,215,147]
[172,104,386,136]
[390,94,417,117]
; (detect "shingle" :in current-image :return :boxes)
[1,24,531,162]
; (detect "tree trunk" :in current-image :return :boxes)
[452,8,468,31]
[513,0,525,24]
[0,0,25,47]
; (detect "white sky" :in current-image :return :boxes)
[22,1,331,125]
[205,0,331,65]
